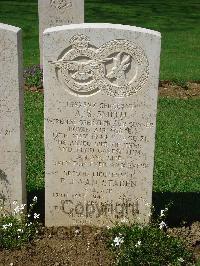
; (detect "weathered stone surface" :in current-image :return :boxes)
[44,23,161,227]
[38,0,84,64]
[0,23,26,212]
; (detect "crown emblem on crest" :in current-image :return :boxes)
[70,34,90,50]
[50,0,72,10]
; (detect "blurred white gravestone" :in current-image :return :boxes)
[0,23,26,213]
[44,23,161,227]
[38,0,84,64]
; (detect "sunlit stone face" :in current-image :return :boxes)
[0,23,26,213]
[44,24,161,227]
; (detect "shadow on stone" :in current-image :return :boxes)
[0,169,9,207]
[0,169,9,183]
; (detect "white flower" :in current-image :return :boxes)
[160,210,165,217]
[28,222,32,227]
[160,208,168,217]
[178,257,184,263]
[121,218,129,223]
[3,224,8,230]
[34,213,40,219]
[13,201,17,205]
[33,196,37,202]
[13,206,20,214]
[135,240,141,247]
[87,241,90,251]
[159,221,167,229]
[10,263,14,266]
[2,223,12,230]
[21,204,26,210]
[160,207,168,217]
[112,236,124,247]
[13,204,26,215]
[75,229,80,235]
[17,229,23,233]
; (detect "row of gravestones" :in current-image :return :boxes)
[0,0,161,227]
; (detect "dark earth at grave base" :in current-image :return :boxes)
[25,81,200,99]
[1,82,199,265]
[158,81,200,99]
[0,222,200,266]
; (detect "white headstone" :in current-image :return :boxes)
[0,23,26,213]
[44,23,161,227]
[38,0,84,64]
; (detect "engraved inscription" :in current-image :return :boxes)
[50,34,149,97]
[50,0,72,10]
[46,98,154,223]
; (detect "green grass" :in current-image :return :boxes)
[24,91,44,191]
[0,1,39,66]
[154,98,200,192]
[0,0,199,81]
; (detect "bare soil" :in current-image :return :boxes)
[158,81,200,99]
[168,222,200,262]
[0,226,114,266]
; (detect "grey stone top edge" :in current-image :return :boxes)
[43,23,161,38]
[0,22,21,33]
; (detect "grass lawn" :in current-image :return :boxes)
[0,0,199,81]
[154,98,200,192]
[0,0,199,193]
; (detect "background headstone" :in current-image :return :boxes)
[0,23,26,212]
[44,23,161,227]
[38,0,84,64]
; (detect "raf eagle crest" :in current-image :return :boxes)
[50,34,149,97]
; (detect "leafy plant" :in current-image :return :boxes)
[107,224,194,265]
[0,197,41,249]
[171,79,189,89]
[24,65,43,88]
[106,209,195,265]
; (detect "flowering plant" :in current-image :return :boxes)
[0,197,41,249]
[106,205,194,265]
[24,65,43,88]
[107,223,194,265]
